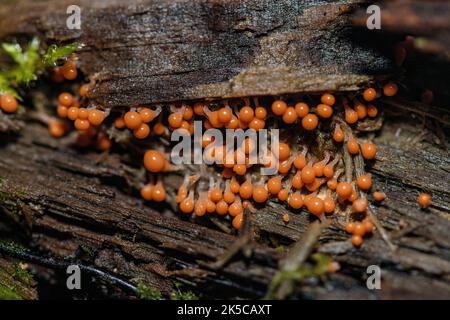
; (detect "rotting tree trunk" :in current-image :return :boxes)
[0,0,449,299]
[0,0,393,107]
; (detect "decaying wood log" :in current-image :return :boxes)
[0,257,37,300]
[0,0,449,300]
[0,0,393,107]
[0,108,449,299]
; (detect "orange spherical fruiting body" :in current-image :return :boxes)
[354,102,367,119]
[248,118,265,131]
[351,235,363,246]
[216,200,229,215]
[282,214,290,223]
[267,176,282,195]
[124,111,143,129]
[56,105,68,118]
[228,200,243,217]
[323,196,336,214]
[347,140,359,155]
[277,189,289,201]
[345,107,358,124]
[418,193,431,208]
[143,150,165,172]
[194,200,207,217]
[233,164,247,176]
[0,94,19,113]
[193,102,204,116]
[327,179,338,190]
[140,184,154,201]
[294,154,307,170]
[114,117,126,129]
[180,196,195,214]
[206,200,216,213]
[291,172,304,190]
[97,135,112,151]
[223,189,236,204]
[182,106,194,121]
[226,115,239,129]
[313,162,326,177]
[152,182,166,202]
[79,84,89,97]
[321,93,335,106]
[363,220,374,233]
[361,143,377,160]
[301,114,318,131]
[352,198,368,213]
[278,143,290,161]
[333,126,344,142]
[383,82,398,97]
[218,107,232,123]
[48,119,66,138]
[209,187,223,203]
[316,104,333,118]
[67,107,79,121]
[168,112,183,128]
[345,222,356,234]
[294,102,309,118]
[373,191,386,202]
[77,108,89,120]
[336,182,353,199]
[88,109,105,126]
[239,180,253,200]
[230,177,240,194]
[288,191,303,209]
[323,165,334,179]
[278,159,292,175]
[271,100,287,116]
[301,165,316,184]
[252,186,268,203]
[139,108,157,123]
[61,61,77,80]
[353,222,366,237]
[153,122,165,135]
[363,88,377,101]
[255,107,267,120]
[367,104,378,117]
[232,213,244,230]
[357,175,372,191]
[134,123,151,139]
[239,106,254,123]
[306,196,325,217]
[282,107,298,124]
[74,119,90,131]
[58,92,74,107]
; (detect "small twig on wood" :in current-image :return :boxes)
[0,241,138,295]
[367,206,397,252]
[266,220,329,300]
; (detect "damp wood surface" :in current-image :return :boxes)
[0,0,393,107]
[0,110,449,299]
[0,0,449,299]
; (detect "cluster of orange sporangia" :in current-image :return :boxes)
[45,60,434,245]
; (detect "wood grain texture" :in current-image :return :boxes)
[0,0,392,107]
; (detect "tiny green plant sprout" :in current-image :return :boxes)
[0,37,82,114]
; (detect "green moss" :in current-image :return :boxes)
[170,282,198,300]
[265,253,332,299]
[0,38,82,96]
[0,283,22,300]
[12,264,34,285]
[136,280,162,300]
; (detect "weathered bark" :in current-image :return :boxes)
[0,108,449,299]
[0,0,449,300]
[0,0,392,107]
